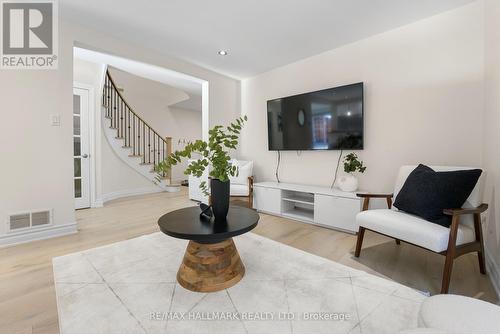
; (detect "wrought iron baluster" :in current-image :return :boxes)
[153,133,156,166]
[113,89,117,128]
[121,99,125,138]
[142,123,145,163]
[157,136,160,166]
[147,126,150,163]
[128,107,131,147]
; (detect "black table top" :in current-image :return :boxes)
[158,206,259,243]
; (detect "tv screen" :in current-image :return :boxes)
[267,82,364,151]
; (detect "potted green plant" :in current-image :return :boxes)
[337,152,366,192]
[155,116,247,222]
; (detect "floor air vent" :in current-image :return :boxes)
[9,210,51,231]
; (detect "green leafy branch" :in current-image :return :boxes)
[155,116,248,196]
[343,152,366,174]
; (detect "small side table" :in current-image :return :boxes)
[158,206,259,292]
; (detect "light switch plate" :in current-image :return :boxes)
[51,114,61,126]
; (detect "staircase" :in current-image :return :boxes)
[101,69,175,191]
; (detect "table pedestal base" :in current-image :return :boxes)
[177,238,245,292]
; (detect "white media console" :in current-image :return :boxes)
[253,182,363,233]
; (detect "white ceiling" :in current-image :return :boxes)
[62,0,475,79]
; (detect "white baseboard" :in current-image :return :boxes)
[101,187,164,204]
[486,251,500,302]
[0,222,78,247]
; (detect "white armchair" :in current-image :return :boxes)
[229,160,254,208]
[354,165,488,294]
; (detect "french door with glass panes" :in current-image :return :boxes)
[73,87,91,209]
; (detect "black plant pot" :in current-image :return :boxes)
[210,178,230,223]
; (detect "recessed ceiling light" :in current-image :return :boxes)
[218,50,228,56]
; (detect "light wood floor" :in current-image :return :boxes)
[1,188,497,334]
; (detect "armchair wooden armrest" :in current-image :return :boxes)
[356,193,394,211]
[356,193,393,199]
[443,204,488,216]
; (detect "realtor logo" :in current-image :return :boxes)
[1,0,58,69]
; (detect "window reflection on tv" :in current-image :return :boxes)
[267,83,364,151]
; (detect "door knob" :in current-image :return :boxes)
[82,154,89,158]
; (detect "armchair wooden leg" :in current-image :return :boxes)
[474,213,486,274]
[477,251,486,275]
[355,227,365,257]
[441,215,459,294]
[248,195,253,209]
[441,251,454,294]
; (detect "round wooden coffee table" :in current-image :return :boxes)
[158,205,259,292]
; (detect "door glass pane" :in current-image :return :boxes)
[74,136,81,156]
[74,179,82,198]
[74,158,81,177]
[73,115,80,135]
[73,94,80,114]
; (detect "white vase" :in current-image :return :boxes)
[338,174,358,192]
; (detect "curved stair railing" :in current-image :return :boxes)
[102,70,172,183]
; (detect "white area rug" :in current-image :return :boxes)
[53,232,426,334]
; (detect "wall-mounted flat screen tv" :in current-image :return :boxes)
[267,82,364,150]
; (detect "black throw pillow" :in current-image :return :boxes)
[393,164,482,227]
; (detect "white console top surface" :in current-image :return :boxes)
[253,181,360,200]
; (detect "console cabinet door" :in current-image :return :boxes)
[253,187,281,215]
[314,195,360,232]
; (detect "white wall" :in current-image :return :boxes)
[0,62,75,237]
[483,0,500,295]
[240,2,484,193]
[100,135,158,195]
[0,19,240,242]
[167,107,203,183]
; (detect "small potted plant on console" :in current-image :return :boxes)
[155,116,247,222]
[337,152,366,192]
